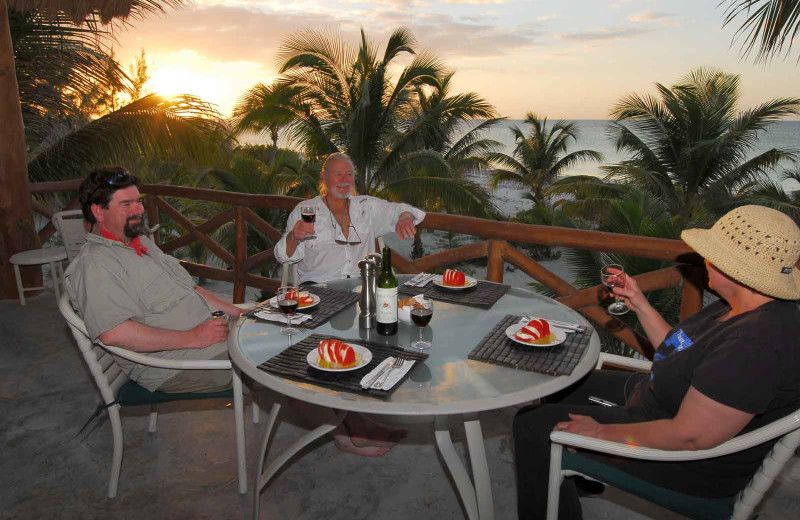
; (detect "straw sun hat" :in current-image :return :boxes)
[681,205,800,300]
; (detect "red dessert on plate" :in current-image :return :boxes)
[442,269,466,287]
[317,339,356,369]
[514,318,555,344]
[286,288,315,307]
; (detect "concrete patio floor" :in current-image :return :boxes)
[3,287,799,520]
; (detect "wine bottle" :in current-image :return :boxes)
[376,245,398,335]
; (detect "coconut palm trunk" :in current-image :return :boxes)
[0,0,41,298]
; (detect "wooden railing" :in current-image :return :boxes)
[30,181,707,360]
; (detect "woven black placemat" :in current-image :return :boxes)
[247,286,359,329]
[258,334,429,397]
[468,315,594,376]
[399,280,510,309]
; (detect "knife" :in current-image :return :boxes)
[361,358,394,389]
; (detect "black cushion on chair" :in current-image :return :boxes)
[116,381,233,407]
[563,450,736,520]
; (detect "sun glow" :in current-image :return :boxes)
[145,49,273,117]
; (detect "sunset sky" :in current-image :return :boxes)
[111,0,800,119]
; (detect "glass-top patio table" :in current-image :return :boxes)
[228,275,600,520]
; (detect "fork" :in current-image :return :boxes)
[375,357,405,389]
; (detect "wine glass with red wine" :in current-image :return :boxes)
[300,205,316,240]
[410,296,433,351]
[277,286,300,335]
[600,264,629,315]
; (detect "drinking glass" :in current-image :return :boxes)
[277,286,300,335]
[600,264,629,315]
[300,205,316,240]
[410,296,433,351]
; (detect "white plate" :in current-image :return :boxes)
[505,324,567,348]
[268,293,320,311]
[432,275,478,290]
[306,343,373,372]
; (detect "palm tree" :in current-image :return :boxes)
[28,94,226,183]
[272,27,500,219]
[10,7,131,144]
[600,68,800,223]
[736,168,800,222]
[721,0,800,62]
[231,81,299,166]
[488,113,604,202]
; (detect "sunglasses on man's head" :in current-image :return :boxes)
[104,170,131,185]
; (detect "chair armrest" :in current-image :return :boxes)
[550,409,800,461]
[101,344,232,370]
[595,352,652,372]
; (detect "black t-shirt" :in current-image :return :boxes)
[626,299,800,495]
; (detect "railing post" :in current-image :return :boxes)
[487,240,504,283]
[145,195,160,245]
[680,264,706,321]
[233,206,246,304]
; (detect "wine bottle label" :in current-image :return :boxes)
[375,287,398,324]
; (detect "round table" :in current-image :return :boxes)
[228,276,600,520]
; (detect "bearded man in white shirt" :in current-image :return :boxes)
[274,152,425,456]
[274,153,425,284]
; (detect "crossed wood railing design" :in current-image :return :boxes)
[30,181,708,360]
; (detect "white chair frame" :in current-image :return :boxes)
[58,293,249,498]
[546,353,800,520]
[52,209,88,263]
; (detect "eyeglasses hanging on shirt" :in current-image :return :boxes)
[323,197,363,245]
[329,211,362,245]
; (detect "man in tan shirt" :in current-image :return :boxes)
[64,167,243,393]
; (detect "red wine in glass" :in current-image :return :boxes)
[278,286,301,335]
[278,299,299,315]
[411,297,433,350]
[300,205,316,239]
[411,308,433,327]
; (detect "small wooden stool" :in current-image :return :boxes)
[9,247,68,305]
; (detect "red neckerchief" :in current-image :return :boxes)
[100,229,148,257]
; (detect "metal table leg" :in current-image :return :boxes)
[253,407,347,520]
[434,415,494,520]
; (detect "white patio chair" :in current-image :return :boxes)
[52,209,88,263]
[546,353,800,520]
[58,293,249,498]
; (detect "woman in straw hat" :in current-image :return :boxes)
[514,205,800,520]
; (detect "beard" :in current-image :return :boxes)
[123,214,145,239]
[329,183,353,199]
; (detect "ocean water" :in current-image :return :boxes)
[241,119,800,218]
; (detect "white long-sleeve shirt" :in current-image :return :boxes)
[274,195,426,284]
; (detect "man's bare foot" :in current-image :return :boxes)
[333,426,390,457]
[345,414,407,448]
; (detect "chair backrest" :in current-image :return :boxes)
[58,293,129,405]
[52,210,88,263]
[731,412,800,520]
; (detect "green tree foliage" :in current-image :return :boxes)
[10,8,130,143]
[231,81,298,167]
[488,113,603,202]
[554,68,799,226]
[721,0,800,62]
[272,27,499,218]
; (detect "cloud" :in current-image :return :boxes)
[554,26,653,42]
[536,14,560,22]
[628,11,675,23]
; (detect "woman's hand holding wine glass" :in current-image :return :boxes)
[600,264,630,315]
